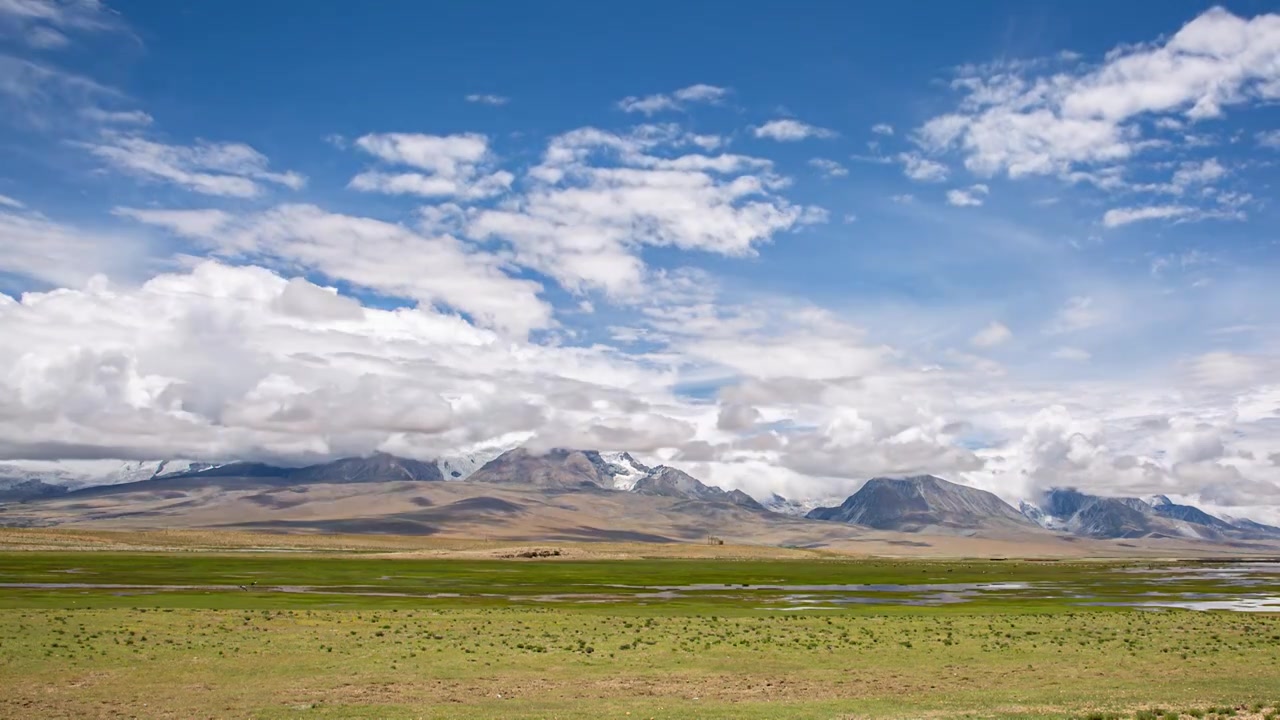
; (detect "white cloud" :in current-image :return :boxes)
[1170,158,1227,189]
[0,208,151,287]
[808,157,848,178]
[1259,129,1280,148]
[687,133,723,150]
[117,204,553,337]
[2,231,1279,520]
[1102,204,1193,227]
[898,152,949,182]
[79,107,152,125]
[617,94,679,115]
[465,125,822,297]
[0,0,123,48]
[353,132,486,172]
[0,261,693,463]
[617,84,729,115]
[752,119,837,141]
[465,93,508,106]
[0,193,23,208]
[349,170,514,200]
[112,207,232,237]
[1184,351,1269,389]
[349,132,512,200]
[871,123,894,136]
[891,193,915,204]
[946,183,989,207]
[1051,346,1092,361]
[970,321,1012,348]
[80,134,306,198]
[1047,295,1103,334]
[0,56,121,129]
[918,8,1280,179]
[673,84,729,103]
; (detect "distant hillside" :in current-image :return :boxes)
[466,448,612,489]
[468,448,763,509]
[630,466,764,510]
[50,453,442,499]
[806,475,1033,532]
[1021,488,1280,541]
[0,479,69,503]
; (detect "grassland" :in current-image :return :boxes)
[0,536,1277,719]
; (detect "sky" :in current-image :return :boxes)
[1,0,1279,520]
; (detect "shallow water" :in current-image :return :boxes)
[4,562,1278,611]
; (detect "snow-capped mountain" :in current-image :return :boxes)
[763,493,844,517]
[1019,488,1280,540]
[436,440,521,480]
[598,451,653,490]
[0,459,221,503]
[437,453,493,480]
[0,459,216,490]
[465,447,762,509]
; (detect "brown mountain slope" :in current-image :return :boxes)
[6,476,1279,558]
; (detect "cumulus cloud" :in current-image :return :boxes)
[898,152,949,182]
[617,83,729,114]
[117,204,552,336]
[2,4,1278,523]
[946,184,989,207]
[1171,158,1227,188]
[348,132,513,200]
[0,262,689,463]
[871,123,894,136]
[80,134,306,198]
[465,124,823,297]
[752,119,837,141]
[918,8,1280,179]
[717,403,761,431]
[808,157,848,177]
[1,244,1277,521]
[970,321,1012,348]
[1259,129,1280,148]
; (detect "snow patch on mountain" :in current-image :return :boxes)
[763,493,844,517]
[0,459,216,489]
[437,454,490,480]
[598,451,653,490]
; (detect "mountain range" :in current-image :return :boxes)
[2,448,1277,548]
[1019,488,1280,541]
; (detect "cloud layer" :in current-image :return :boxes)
[0,3,1277,526]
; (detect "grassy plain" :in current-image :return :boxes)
[0,535,1277,719]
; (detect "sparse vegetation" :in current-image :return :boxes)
[0,539,1277,718]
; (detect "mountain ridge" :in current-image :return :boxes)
[4,451,1277,547]
[1020,487,1280,541]
[806,475,1034,533]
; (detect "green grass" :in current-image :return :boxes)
[1,551,1278,718]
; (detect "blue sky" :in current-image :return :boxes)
[1,1,1279,519]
